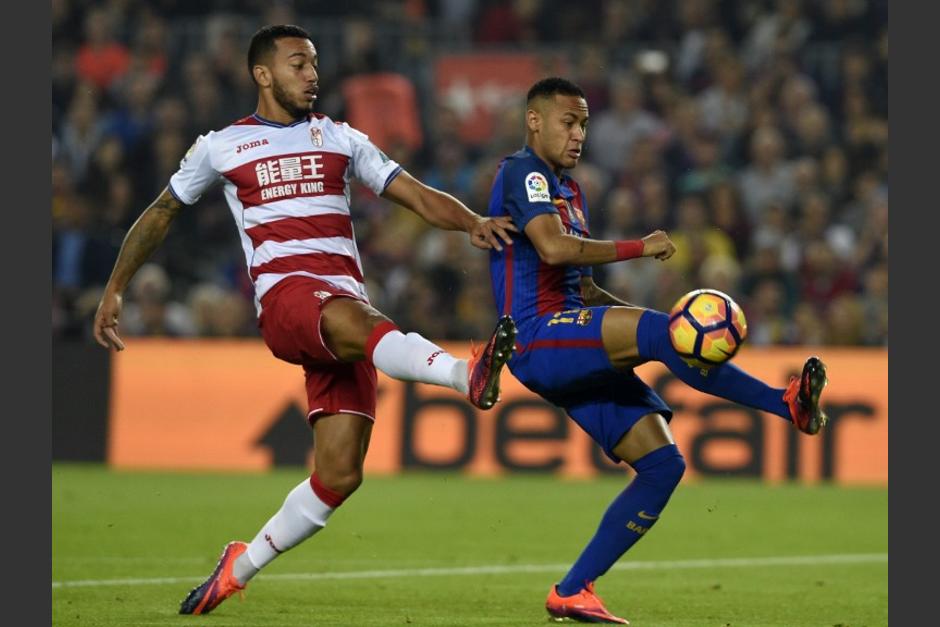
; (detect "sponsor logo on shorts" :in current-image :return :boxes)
[638,510,659,520]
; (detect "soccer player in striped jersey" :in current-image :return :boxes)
[488,77,828,624]
[92,24,517,615]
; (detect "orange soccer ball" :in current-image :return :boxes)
[668,289,748,369]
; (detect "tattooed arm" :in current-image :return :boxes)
[523,213,676,266]
[93,188,184,350]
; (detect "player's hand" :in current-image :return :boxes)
[93,291,127,351]
[469,216,518,251]
[641,230,676,261]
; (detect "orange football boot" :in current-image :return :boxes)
[546,581,629,624]
[467,315,516,410]
[179,541,247,615]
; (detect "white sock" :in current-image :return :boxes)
[372,330,468,394]
[233,478,335,584]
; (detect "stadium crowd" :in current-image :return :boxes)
[52,0,888,347]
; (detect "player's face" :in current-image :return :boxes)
[269,37,319,119]
[534,95,589,171]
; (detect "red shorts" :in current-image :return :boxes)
[258,276,377,423]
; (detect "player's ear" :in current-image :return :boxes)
[526,108,541,133]
[253,64,272,87]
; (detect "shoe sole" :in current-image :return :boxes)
[801,357,829,435]
[547,610,628,624]
[475,316,516,410]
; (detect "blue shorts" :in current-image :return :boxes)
[509,307,672,463]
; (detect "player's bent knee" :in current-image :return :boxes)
[601,306,648,367]
[321,299,391,361]
[659,451,686,489]
[315,467,364,498]
[634,444,686,492]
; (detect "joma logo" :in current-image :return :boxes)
[236,139,270,154]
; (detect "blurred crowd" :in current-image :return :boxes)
[52,0,888,347]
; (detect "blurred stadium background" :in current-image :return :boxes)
[52,1,888,624]
[52,0,887,346]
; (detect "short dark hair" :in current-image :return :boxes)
[526,77,586,104]
[247,24,312,83]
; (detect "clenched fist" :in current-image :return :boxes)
[641,230,676,261]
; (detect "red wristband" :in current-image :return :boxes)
[614,240,644,260]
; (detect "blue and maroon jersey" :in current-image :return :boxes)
[488,146,592,324]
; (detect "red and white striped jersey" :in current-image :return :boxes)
[168,112,402,314]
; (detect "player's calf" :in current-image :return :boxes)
[634,310,794,420]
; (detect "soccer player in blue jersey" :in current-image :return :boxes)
[488,77,829,624]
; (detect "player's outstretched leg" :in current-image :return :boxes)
[322,298,516,410]
[366,315,516,410]
[625,309,828,433]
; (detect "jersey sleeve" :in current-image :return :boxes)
[343,123,402,195]
[501,158,558,231]
[168,133,222,205]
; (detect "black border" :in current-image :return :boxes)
[891,2,921,625]
[31,0,52,622]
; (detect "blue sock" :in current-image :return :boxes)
[636,310,790,420]
[557,444,685,596]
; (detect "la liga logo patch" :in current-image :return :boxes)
[525,172,551,202]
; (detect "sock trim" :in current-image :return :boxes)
[631,443,682,473]
[310,472,347,508]
[365,321,400,363]
[635,309,664,361]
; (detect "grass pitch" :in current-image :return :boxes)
[53,465,887,626]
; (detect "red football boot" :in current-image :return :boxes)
[467,315,516,410]
[783,356,829,435]
[546,581,630,624]
[179,541,247,615]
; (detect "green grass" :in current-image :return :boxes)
[53,465,887,626]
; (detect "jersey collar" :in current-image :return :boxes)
[251,113,310,128]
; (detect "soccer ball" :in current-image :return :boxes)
[668,289,748,369]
